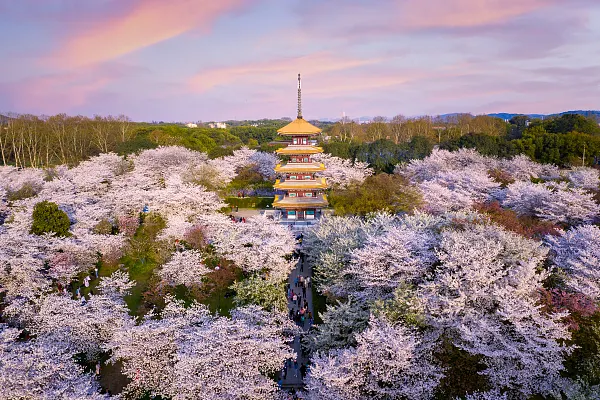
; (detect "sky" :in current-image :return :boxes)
[0,0,599,122]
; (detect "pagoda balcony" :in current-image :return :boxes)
[272,194,329,208]
[274,177,328,190]
[276,145,324,155]
[274,162,325,173]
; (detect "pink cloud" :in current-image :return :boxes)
[189,52,385,92]
[3,64,143,114]
[398,0,552,29]
[51,0,249,68]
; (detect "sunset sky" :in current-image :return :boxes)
[1,0,599,121]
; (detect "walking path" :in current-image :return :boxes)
[281,238,313,391]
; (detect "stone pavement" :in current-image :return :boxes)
[281,242,313,390]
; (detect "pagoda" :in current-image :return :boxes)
[273,74,328,220]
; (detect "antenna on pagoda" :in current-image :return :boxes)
[297,73,302,119]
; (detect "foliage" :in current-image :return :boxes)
[30,201,71,236]
[474,201,559,239]
[303,299,371,354]
[225,196,275,209]
[329,173,421,216]
[231,274,287,312]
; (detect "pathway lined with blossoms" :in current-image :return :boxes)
[281,240,313,390]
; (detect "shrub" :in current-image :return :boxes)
[30,201,71,237]
[93,219,115,235]
[7,182,40,201]
[328,173,421,216]
[474,201,559,239]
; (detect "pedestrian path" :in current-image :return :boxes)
[281,243,313,390]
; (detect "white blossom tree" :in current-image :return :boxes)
[546,225,600,299]
[106,297,297,399]
[313,153,373,188]
[566,167,600,190]
[346,225,438,300]
[306,317,443,400]
[158,250,211,287]
[0,325,107,399]
[201,214,296,281]
[421,223,572,398]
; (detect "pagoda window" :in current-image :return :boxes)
[293,138,298,145]
[303,157,309,162]
[301,138,307,144]
[289,192,297,197]
[292,157,297,162]
[306,192,313,197]
[290,175,297,180]
[304,175,311,180]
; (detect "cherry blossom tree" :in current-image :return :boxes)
[306,317,443,400]
[347,225,438,300]
[421,223,572,398]
[201,214,296,281]
[566,167,600,190]
[313,153,373,187]
[303,299,371,353]
[546,225,600,300]
[399,148,496,182]
[0,325,107,400]
[106,297,297,399]
[158,250,211,287]
[418,170,500,213]
[503,181,598,225]
[498,154,560,181]
[0,166,46,198]
[249,151,279,180]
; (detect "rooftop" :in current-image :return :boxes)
[274,178,327,190]
[274,162,325,173]
[276,145,324,155]
[273,194,329,208]
[277,117,322,136]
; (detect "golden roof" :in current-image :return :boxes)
[273,194,328,208]
[274,162,325,173]
[277,118,322,136]
[274,178,328,190]
[276,145,324,155]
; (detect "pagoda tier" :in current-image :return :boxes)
[276,145,323,155]
[273,193,328,208]
[277,118,322,136]
[274,177,327,190]
[274,162,325,173]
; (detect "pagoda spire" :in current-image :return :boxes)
[297,73,302,119]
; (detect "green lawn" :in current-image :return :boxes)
[225,196,274,209]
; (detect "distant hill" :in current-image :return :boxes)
[488,110,600,121]
[320,110,600,123]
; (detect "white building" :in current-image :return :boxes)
[185,123,198,128]
[208,122,227,129]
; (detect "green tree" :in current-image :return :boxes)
[30,201,71,236]
[328,173,421,216]
[545,113,600,136]
[231,275,287,312]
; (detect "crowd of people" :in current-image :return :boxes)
[279,233,314,398]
